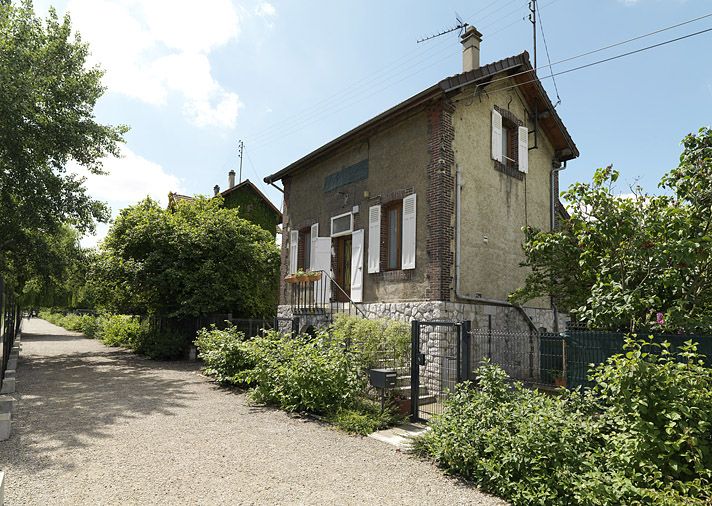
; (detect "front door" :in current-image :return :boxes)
[334,235,352,302]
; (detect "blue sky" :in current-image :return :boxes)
[34,0,712,246]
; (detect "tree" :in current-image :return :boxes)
[0,1,126,289]
[511,127,712,333]
[91,197,280,319]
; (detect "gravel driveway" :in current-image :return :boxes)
[0,318,504,505]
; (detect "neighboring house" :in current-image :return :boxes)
[169,171,282,236]
[264,27,578,332]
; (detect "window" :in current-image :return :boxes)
[298,228,311,270]
[501,118,518,168]
[384,201,402,270]
[330,212,353,237]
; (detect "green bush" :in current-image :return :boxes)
[247,330,364,414]
[133,327,189,360]
[194,324,255,385]
[329,314,410,368]
[78,315,100,337]
[97,314,144,347]
[414,338,712,505]
[326,398,403,435]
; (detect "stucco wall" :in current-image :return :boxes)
[452,76,556,308]
[283,109,430,304]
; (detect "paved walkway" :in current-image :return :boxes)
[0,319,504,505]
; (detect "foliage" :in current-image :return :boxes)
[326,398,403,436]
[91,196,280,319]
[415,339,712,505]
[0,1,125,292]
[246,331,364,414]
[222,185,280,235]
[329,314,410,368]
[511,128,712,333]
[94,314,143,348]
[194,324,255,386]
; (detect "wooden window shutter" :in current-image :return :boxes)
[289,230,299,274]
[401,194,416,270]
[368,205,381,273]
[518,126,529,173]
[492,109,503,163]
[309,223,319,271]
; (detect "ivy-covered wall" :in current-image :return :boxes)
[223,186,280,235]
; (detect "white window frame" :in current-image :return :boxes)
[330,212,353,238]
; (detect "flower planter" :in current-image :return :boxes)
[285,272,321,283]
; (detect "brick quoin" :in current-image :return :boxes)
[426,99,455,302]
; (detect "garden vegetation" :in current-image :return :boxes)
[414,338,712,505]
[194,314,410,435]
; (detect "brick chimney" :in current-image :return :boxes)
[228,170,236,188]
[461,26,482,72]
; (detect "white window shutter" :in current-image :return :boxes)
[518,125,529,173]
[350,229,364,303]
[313,237,332,303]
[402,194,416,270]
[367,205,381,273]
[310,223,319,270]
[289,230,299,274]
[492,109,503,163]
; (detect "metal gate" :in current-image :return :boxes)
[410,320,471,422]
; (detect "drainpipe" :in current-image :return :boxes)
[550,160,567,333]
[455,165,539,333]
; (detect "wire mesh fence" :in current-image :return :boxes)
[469,328,565,389]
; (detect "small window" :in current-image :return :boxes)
[384,201,403,270]
[330,212,353,237]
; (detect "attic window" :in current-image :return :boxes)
[492,106,529,178]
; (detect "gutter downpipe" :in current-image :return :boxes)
[455,164,539,333]
[550,160,567,333]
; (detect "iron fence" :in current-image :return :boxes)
[1,278,20,390]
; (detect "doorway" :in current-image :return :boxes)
[334,235,352,302]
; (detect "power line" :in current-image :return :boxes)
[536,5,561,106]
[246,1,530,144]
[472,26,712,101]
[250,13,712,151]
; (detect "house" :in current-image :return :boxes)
[169,171,282,236]
[264,27,578,333]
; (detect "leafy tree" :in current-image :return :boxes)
[91,196,280,319]
[0,1,126,290]
[511,127,712,333]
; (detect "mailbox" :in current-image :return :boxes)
[368,368,397,389]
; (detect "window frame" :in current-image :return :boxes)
[297,227,311,271]
[330,212,353,238]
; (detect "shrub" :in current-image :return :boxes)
[97,314,144,348]
[78,315,100,337]
[194,324,255,385]
[413,364,594,505]
[329,314,410,368]
[414,339,712,505]
[247,330,364,414]
[326,398,403,435]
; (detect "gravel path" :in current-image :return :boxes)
[1,318,504,505]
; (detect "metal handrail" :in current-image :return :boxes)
[317,270,367,319]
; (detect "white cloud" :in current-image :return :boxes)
[255,2,276,17]
[65,0,241,127]
[71,147,184,247]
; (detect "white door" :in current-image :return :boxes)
[313,237,332,304]
[350,229,364,303]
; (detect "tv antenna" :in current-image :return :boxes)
[417,14,469,44]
